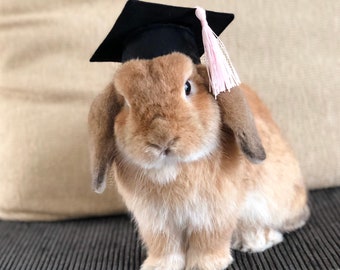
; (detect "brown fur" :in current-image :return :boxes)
[88,53,309,270]
[88,82,124,193]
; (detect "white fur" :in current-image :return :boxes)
[240,192,271,225]
[130,194,168,235]
[141,253,185,270]
[268,229,284,245]
[234,191,285,253]
[130,188,216,236]
[186,252,233,270]
[182,193,214,232]
[145,163,180,185]
[235,228,283,253]
[139,134,219,185]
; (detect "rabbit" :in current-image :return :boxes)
[88,52,309,270]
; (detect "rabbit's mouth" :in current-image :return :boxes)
[140,137,218,169]
[144,161,180,185]
[140,146,180,170]
[137,138,219,185]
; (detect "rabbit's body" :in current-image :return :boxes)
[89,53,309,270]
[232,85,309,253]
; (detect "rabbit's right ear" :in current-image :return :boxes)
[88,82,124,193]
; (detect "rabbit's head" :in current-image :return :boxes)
[88,52,265,192]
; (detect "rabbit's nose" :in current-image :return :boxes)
[148,137,178,155]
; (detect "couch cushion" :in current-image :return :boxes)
[0,0,339,221]
[0,0,127,220]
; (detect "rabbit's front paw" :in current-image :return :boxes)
[141,253,185,270]
[185,252,233,270]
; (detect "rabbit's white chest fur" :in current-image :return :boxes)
[128,176,235,236]
[132,191,215,234]
[146,163,180,185]
[122,153,238,235]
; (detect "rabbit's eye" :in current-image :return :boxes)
[184,81,191,96]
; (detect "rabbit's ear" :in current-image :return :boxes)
[88,82,124,193]
[217,86,266,163]
[196,65,265,163]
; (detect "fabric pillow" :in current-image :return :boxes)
[0,0,128,221]
[0,0,338,221]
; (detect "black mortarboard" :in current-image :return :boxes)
[90,0,235,64]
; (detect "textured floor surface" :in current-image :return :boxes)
[0,188,339,270]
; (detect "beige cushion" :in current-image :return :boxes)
[0,0,338,220]
[0,0,127,221]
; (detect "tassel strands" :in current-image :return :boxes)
[195,6,241,97]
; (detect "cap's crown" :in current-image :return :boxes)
[90,0,234,63]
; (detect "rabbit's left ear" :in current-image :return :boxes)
[217,86,266,163]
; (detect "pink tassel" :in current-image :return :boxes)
[195,6,241,97]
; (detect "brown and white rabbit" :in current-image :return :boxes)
[88,52,309,270]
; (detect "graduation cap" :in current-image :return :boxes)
[90,0,241,96]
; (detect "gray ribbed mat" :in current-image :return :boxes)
[0,188,339,270]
